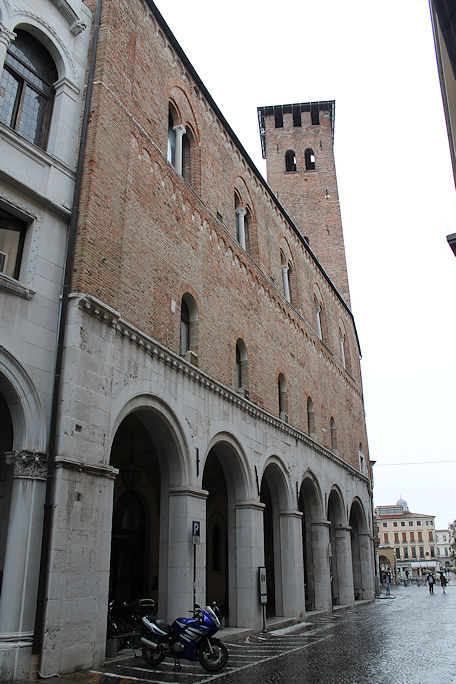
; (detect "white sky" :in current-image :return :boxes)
[153,0,456,529]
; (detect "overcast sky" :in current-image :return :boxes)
[153,0,456,529]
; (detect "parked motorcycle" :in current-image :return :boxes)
[141,602,228,672]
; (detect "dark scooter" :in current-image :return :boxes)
[141,602,228,672]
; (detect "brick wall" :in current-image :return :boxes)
[74,0,369,472]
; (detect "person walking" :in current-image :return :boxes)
[427,573,435,594]
[440,574,446,593]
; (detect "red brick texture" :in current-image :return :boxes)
[74,0,369,472]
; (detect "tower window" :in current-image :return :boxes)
[307,397,315,439]
[311,105,320,125]
[235,338,249,392]
[180,293,198,359]
[292,105,301,127]
[285,150,297,173]
[0,30,58,150]
[274,107,283,128]
[305,148,316,171]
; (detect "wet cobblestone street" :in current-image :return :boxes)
[57,580,456,684]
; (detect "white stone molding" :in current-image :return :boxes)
[72,293,370,484]
[50,0,87,33]
[0,22,15,71]
[0,272,35,299]
[4,450,47,479]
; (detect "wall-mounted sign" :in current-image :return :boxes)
[259,566,267,605]
[192,520,200,545]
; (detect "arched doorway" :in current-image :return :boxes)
[349,500,369,600]
[299,476,321,611]
[327,488,345,606]
[109,406,182,607]
[260,462,290,618]
[0,390,13,595]
[203,454,228,617]
[203,439,251,627]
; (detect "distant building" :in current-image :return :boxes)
[435,529,451,567]
[375,499,437,577]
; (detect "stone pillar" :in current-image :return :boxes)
[0,23,15,74]
[236,207,247,250]
[281,265,290,302]
[0,450,46,680]
[173,124,186,176]
[359,531,374,599]
[335,525,355,606]
[166,487,207,621]
[311,519,332,611]
[280,511,305,619]
[235,502,264,631]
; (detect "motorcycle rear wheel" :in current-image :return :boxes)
[142,643,165,666]
[198,638,228,672]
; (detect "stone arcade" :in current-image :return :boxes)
[0,0,375,680]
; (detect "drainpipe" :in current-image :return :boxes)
[30,0,103,677]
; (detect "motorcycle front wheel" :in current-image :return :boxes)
[142,643,166,666]
[198,638,228,672]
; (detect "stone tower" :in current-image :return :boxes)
[258,101,351,306]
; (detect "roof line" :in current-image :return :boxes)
[144,0,361,354]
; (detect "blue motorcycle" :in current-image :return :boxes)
[140,602,228,672]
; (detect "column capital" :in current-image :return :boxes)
[173,123,186,136]
[169,486,208,500]
[236,500,265,512]
[312,519,331,528]
[5,450,47,480]
[0,23,16,47]
[236,206,247,217]
[280,510,303,520]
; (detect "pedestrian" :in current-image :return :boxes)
[385,573,390,595]
[427,573,434,594]
[440,574,446,593]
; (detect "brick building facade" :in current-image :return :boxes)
[0,0,375,679]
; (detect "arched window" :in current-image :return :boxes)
[285,149,297,172]
[358,444,365,474]
[235,194,250,253]
[235,338,249,393]
[180,293,198,362]
[281,252,292,303]
[167,111,176,166]
[182,128,192,183]
[180,298,190,355]
[315,301,322,340]
[330,417,337,453]
[339,331,346,369]
[307,397,315,439]
[0,29,58,149]
[305,148,316,171]
[278,373,288,421]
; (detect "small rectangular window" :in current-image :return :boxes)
[402,532,407,542]
[394,533,399,543]
[274,107,283,128]
[417,521,421,526]
[382,522,387,528]
[311,104,320,125]
[411,547,416,558]
[292,105,301,127]
[409,521,413,526]
[419,546,424,558]
[0,209,26,280]
[383,533,389,543]
[393,522,398,527]
[401,521,405,527]
[410,532,415,542]
[404,547,409,559]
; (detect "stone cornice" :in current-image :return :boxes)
[49,0,87,34]
[0,273,35,299]
[54,457,118,480]
[72,293,370,486]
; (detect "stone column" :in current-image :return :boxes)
[0,451,46,679]
[0,23,15,74]
[166,487,207,622]
[280,511,305,619]
[235,502,264,631]
[236,207,247,250]
[335,525,355,606]
[311,519,332,611]
[281,265,290,302]
[359,531,374,599]
[173,124,186,176]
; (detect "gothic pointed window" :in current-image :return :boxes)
[0,30,57,149]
